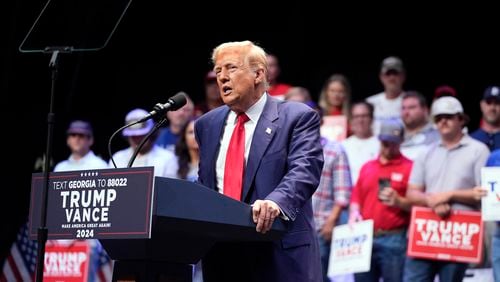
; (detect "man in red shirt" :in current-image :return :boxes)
[349,119,413,282]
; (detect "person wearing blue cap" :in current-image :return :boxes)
[471,85,500,151]
[53,120,112,280]
[349,118,413,282]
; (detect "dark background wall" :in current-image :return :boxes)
[1,0,499,264]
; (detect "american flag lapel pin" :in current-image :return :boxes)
[265,127,272,134]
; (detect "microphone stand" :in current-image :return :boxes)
[127,118,168,168]
[35,47,71,282]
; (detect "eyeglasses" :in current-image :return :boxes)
[434,114,456,123]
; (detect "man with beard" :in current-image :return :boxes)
[471,85,500,151]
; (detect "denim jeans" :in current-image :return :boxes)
[403,256,468,282]
[354,230,407,282]
[317,209,349,282]
[493,224,500,282]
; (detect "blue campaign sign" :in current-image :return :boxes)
[29,167,155,240]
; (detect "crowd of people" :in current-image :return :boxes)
[25,40,500,281]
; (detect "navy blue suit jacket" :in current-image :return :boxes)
[195,95,324,282]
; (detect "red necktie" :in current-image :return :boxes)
[224,113,250,201]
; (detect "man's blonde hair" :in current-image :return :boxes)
[211,40,268,86]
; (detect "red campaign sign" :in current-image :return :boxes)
[43,241,90,282]
[407,207,483,263]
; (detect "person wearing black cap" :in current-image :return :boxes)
[471,85,500,151]
[54,120,108,172]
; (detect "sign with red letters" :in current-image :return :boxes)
[407,207,483,263]
[43,241,90,281]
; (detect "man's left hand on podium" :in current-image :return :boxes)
[252,200,281,234]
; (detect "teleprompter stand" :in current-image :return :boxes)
[20,0,132,280]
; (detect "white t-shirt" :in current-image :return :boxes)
[110,145,178,178]
[54,151,108,172]
[341,135,380,185]
[366,92,403,135]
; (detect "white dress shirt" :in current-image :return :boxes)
[215,93,267,194]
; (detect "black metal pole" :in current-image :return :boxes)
[35,50,60,282]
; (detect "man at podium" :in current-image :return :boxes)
[195,41,324,282]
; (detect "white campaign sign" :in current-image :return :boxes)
[327,220,373,276]
[481,167,500,221]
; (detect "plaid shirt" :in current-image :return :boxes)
[312,141,352,231]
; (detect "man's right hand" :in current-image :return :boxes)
[472,186,488,201]
[433,203,451,218]
[348,210,362,225]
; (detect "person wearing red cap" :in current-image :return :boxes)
[433,85,457,100]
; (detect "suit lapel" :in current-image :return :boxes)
[204,107,230,189]
[242,98,279,202]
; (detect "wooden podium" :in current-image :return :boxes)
[100,176,287,282]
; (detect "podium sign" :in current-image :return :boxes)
[407,207,483,263]
[29,167,155,240]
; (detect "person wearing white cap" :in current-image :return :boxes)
[110,108,178,178]
[404,96,490,281]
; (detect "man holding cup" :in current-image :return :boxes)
[348,119,413,282]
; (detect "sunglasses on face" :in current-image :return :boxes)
[434,114,456,123]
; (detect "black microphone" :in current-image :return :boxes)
[137,92,188,123]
